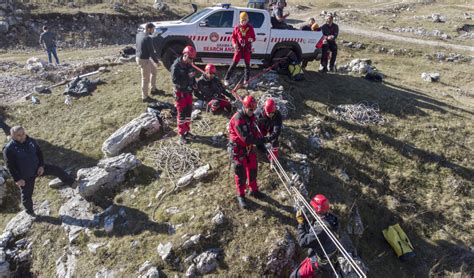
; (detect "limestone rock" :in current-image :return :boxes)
[3,200,48,237]
[0,261,10,277]
[194,249,220,274]
[0,21,8,34]
[95,267,115,278]
[77,153,140,198]
[49,177,64,188]
[101,112,161,157]
[59,193,95,243]
[421,72,440,82]
[138,263,159,278]
[157,242,173,261]
[177,164,211,187]
[87,242,105,255]
[56,247,79,278]
[212,211,225,225]
[104,214,118,234]
[264,232,296,275]
[182,234,201,249]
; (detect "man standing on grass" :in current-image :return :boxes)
[136,22,161,102]
[39,26,60,65]
[2,126,75,216]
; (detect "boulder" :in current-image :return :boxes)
[56,247,79,278]
[59,193,95,243]
[4,211,35,237]
[77,153,140,198]
[49,177,64,188]
[139,265,159,278]
[421,72,440,82]
[212,211,225,225]
[264,232,296,275]
[182,234,201,249]
[25,57,48,72]
[157,242,173,261]
[101,112,161,157]
[0,261,10,277]
[194,249,220,274]
[177,164,211,187]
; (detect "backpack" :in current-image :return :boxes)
[382,224,415,261]
[288,62,304,81]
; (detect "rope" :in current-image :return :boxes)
[328,101,385,125]
[148,142,201,221]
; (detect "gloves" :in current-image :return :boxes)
[263,136,271,143]
[296,210,304,224]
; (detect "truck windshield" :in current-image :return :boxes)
[182,8,212,23]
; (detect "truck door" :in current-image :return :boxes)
[246,11,269,59]
[195,10,235,57]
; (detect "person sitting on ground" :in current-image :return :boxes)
[136,22,161,102]
[320,14,339,73]
[290,194,339,278]
[2,126,76,217]
[271,0,291,29]
[301,17,315,31]
[195,64,236,114]
[256,98,283,164]
[39,26,60,65]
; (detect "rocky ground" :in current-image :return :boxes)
[0,0,473,277]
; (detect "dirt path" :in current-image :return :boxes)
[291,10,474,53]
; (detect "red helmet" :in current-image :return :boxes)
[264,98,277,115]
[242,95,257,110]
[310,194,330,214]
[205,64,216,74]
[182,46,197,59]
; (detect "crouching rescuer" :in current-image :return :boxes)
[224,12,256,87]
[195,64,236,114]
[171,46,197,145]
[228,96,270,209]
[291,194,339,278]
[257,98,282,163]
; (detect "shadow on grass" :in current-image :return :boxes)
[289,70,470,119]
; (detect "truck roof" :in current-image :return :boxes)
[209,3,268,13]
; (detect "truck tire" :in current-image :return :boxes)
[271,48,296,74]
[162,43,185,70]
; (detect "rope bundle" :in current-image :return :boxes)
[328,101,385,125]
[152,142,201,178]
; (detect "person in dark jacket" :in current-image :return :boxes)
[136,22,161,102]
[320,14,339,73]
[228,96,270,209]
[171,46,197,145]
[2,126,75,216]
[300,18,315,31]
[196,64,235,114]
[39,25,60,65]
[291,194,339,277]
[256,98,282,162]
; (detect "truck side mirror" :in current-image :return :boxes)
[191,3,197,13]
[199,20,208,27]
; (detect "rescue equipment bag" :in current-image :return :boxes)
[288,62,304,81]
[382,223,416,261]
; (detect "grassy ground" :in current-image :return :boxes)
[1,18,473,278]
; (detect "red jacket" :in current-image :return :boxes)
[228,110,264,148]
[232,23,256,52]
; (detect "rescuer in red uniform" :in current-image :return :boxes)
[228,95,270,209]
[224,12,256,87]
[171,46,197,145]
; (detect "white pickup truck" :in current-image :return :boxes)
[139,3,324,70]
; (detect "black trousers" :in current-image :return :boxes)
[321,41,337,69]
[224,61,251,83]
[0,119,11,136]
[20,164,74,212]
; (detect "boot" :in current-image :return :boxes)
[249,190,264,199]
[177,135,188,145]
[237,196,248,209]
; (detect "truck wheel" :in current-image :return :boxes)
[162,43,185,70]
[271,48,295,74]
